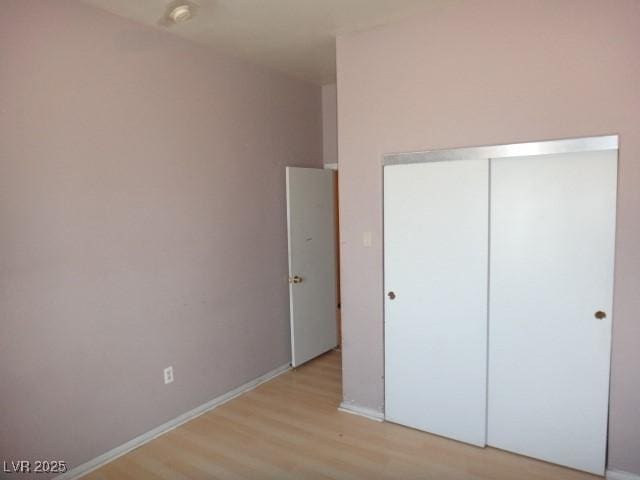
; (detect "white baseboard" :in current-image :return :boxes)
[338,402,384,422]
[55,363,291,480]
[607,469,640,480]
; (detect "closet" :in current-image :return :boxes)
[383,136,618,475]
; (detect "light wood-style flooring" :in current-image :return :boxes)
[84,351,600,480]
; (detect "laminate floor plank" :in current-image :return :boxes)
[82,351,600,480]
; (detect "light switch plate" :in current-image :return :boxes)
[363,231,373,247]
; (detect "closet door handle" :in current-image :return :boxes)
[387,291,396,300]
[594,310,607,320]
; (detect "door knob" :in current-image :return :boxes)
[594,310,607,320]
[387,291,396,300]
[289,275,303,284]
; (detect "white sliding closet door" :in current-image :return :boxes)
[488,150,617,475]
[384,159,489,447]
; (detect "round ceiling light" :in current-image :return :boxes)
[169,5,192,24]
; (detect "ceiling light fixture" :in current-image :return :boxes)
[169,4,192,24]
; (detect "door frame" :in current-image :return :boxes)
[381,134,619,437]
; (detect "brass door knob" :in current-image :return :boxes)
[288,275,303,284]
[387,291,396,300]
[594,310,607,320]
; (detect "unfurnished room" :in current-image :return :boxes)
[1,1,639,479]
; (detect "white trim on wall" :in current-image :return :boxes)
[607,470,640,480]
[324,163,338,170]
[55,363,291,480]
[338,402,384,422]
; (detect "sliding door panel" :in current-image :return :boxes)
[384,159,489,447]
[488,150,617,475]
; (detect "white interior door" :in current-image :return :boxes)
[286,167,337,367]
[384,159,489,447]
[488,150,617,475]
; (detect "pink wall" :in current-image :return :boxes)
[322,84,338,165]
[0,0,321,475]
[337,0,640,474]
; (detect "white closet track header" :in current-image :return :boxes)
[383,135,618,166]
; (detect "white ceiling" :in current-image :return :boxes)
[80,0,441,85]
